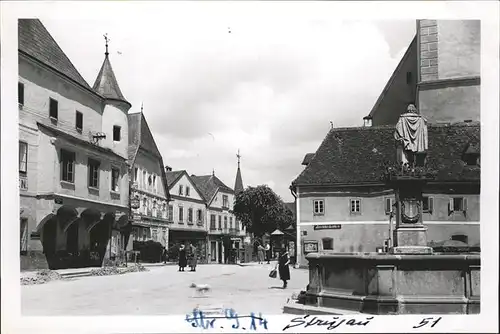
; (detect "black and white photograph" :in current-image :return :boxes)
[1,1,499,333]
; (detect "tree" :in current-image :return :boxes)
[233,185,294,237]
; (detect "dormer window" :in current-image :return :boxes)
[463,142,480,166]
[464,153,480,166]
[113,126,121,141]
[363,117,372,127]
[179,185,184,196]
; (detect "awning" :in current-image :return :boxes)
[271,229,284,236]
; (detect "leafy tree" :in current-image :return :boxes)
[233,185,294,237]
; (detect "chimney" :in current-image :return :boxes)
[165,166,172,172]
[363,117,372,127]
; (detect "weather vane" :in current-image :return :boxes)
[237,149,242,167]
[103,33,110,55]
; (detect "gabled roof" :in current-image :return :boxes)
[165,170,206,200]
[128,112,170,201]
[165,170,185,187]
[93,53,130,106]
[128,112,163,163]
[18,19,92,91]
[365,35,417,121]
[301,153,315,166]
[191,174,234,205]
[291,122,480,187]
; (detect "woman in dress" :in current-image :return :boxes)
[257,243,265,264]
[278,249,291,288]
[188,242,198,272]
[178,244,187,272]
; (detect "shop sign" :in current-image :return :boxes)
[303,240,318,253]
[314,224,341,230]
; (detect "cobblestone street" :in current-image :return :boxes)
[22,264,308,316]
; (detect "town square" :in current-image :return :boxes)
[4,2,498,329]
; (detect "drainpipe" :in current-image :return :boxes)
[290,186,300,269]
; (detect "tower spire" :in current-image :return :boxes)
[141,102,144,113]
[234,149,244,194]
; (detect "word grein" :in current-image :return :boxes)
[283,315,374,331]
[413,317,442,329]
[185,308,268,330]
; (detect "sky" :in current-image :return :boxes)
[41,17,415,202]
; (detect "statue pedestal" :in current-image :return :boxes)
[393,225,433,254]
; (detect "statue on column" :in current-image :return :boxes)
[394,104,428,168]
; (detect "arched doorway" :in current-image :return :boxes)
[89,213,113,266]
[41,217,58,269]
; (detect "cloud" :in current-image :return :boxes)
[42,18,415,201]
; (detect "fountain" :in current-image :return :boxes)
[285,105,480,315]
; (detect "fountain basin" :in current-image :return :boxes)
[289,252,480,315]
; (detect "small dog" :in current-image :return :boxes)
[190,283,211,295]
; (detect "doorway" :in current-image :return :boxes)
[90,221,110,264]
[217,241,223,263]
[66,222,79,255]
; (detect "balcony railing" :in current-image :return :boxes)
[19,174,28,190]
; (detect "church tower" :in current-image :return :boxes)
[234,149,244,194]
[93,34,131,159]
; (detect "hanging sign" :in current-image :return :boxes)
[314,224,341,230]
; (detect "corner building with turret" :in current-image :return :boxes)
[19,19,132,270]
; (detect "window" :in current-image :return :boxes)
[134,167,138,182]
[19,141,28,174]
[49,98,58,120]
[178,207,184,223]
[113,126,121,141]
[60,149,75,183]
[322,238,333,250]
[218,216,222,229]
[451,234,468,244]
[111,168,120,192]
[464,153,480,166]
[152,175,156,192]
[422,196,434,214]
[384,198,395,215]
[75,111,83,132]
[313,199,324,215]
[168,205,174,221]
[186,186,190,197]
[18,82,24,106]
[188,208,193,224]
[179,185,184,196]
[88,158,100,188]
[142,170,146,188]
[210,215,216,230]
[229,217,233,229]
[449,197,468,213]
[222,195,229,208]
[224,216,228,229]
[406,71,412,85]
[197,209,203,224]
[350,199,361,214]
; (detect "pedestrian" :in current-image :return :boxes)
[188,242,198,272]
[257,243,265,264]
[278,248,291,288]
[162,246,167,264]
[265,242,271,264]
[178,244,187,271]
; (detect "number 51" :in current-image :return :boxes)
[413,317,442,329]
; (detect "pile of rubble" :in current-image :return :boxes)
[89,266,122,276]
[123,263,148,273]
[90,264,148,276]
[20,269,64,285]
